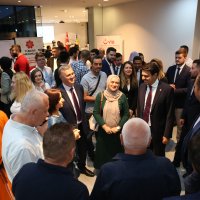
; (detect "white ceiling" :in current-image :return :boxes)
[0,0,135,23]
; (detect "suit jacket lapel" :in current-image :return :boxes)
[140,84,146,114]
[151,82,162,112]
[60,84,76,115]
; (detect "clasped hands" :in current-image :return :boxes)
[102,124,118,134]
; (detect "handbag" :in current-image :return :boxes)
[89,92,104,131]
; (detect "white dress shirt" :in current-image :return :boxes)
[2,114,43,182]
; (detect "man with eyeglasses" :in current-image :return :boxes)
[31,52,55,87]
[81,56,107,161]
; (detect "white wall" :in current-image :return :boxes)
[37,22,88,49]
[92,0,198,70]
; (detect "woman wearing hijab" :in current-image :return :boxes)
[93,75,129,171]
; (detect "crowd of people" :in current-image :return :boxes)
[0,42,200,199]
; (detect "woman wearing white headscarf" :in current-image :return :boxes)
[93,75,129,170]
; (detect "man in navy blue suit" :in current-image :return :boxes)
[173,59,200,167]
[101,47,116,76]
[164,133,200,200]
[166,49,190,143]
[90,118,181,200]
[182,75,200,174]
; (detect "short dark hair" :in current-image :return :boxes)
[59,51,69,63]
[91,55,102,64]
[45,89,61,115]
[30,68,44,83]
[106,47,116,54]
[69,46,79,56]
[91,48,99,56]
[193,59,200,68]
[180,45,189,53]
[142,62,160,76]
[52,47,59,51]
[188,132,200,174]
[43,123,75,163]
[35,52,45,60]
[116,52,122,58]
[0,56,12,70]
[133,56,142,62]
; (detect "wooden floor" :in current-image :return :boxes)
[79,126,186,194]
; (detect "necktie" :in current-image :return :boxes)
[70,87,81,122]
[175,67,180,83]
[143,85,152,123]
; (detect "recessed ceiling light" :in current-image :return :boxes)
[103,0,109,1]
[18,0,21,3]
[98,3,102,7]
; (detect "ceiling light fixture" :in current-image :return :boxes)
[18,0,21,3]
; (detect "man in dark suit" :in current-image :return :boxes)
[47,47,61,72]
[182,75,200,175]
[137,62,174,156]
[173,59,200,167]
[101,47,116,76]
[133,56,144,86]
[90,118,181,200]
[166,49,191,142]
[58,65,95,177]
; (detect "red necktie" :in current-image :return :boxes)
[70,87,81,122]
[143,85,152,123]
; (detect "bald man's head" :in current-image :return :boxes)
[121,118,151,151]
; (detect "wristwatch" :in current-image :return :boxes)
[116,126,121,131]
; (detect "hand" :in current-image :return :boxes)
[111,127,118,134]
[162,136,169,145]
[73,128,81,140]
[169,84,176,90]
[180,119,185,127]
[102,124,112,134]
[36,120,48,136]
[129,109,133,118]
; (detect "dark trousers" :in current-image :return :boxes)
[173,125,188,164]
[85,113,95,158]
[150,127,165,156]
[0,101,11,118]
[76,123,87,169]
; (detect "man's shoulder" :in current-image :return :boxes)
[100,71,107,78]
[167,65,176,71]
[183,64,191,72]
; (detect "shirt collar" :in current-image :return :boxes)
[112,150,154,161]
[150,79,159,88]
[177,63,185,69]
[62,83,74,91]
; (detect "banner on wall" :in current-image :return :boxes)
[15,37,43,69]
[96,35,123,53]
[0,40,15,58]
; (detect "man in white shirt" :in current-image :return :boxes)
[2,90,49,182]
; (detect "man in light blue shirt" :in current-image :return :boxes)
[81,55,107,160]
